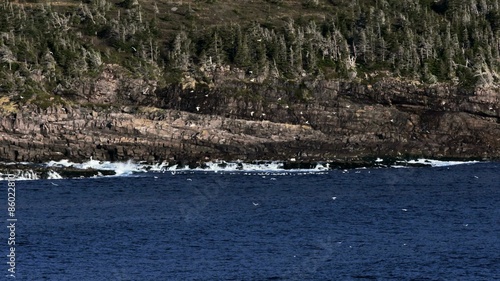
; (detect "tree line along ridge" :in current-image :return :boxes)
[1,0,500,108]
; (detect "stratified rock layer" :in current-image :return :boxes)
[0,78,499,163]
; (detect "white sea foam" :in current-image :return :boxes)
[44,159,331,175]
[390,165,411,169]
[162,161,329,172]
[46,159,149,176]
[0,157,485,180]
[47,170,63,180]
[405,159,479,167]
[46,159,73,167]
[8,170,39,180]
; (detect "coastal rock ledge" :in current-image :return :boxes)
[0,79,499,165]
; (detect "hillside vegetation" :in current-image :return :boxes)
[1,0,500,109]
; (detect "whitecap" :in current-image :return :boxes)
[15,170,39,180]
[47,170,63,180]
[405,159,479,167]
[45,159,147,176]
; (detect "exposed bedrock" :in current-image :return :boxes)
[0,78,499,164]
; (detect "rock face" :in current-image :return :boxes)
[0,78,499,164]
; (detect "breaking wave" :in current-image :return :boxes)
[39,158,485,173]
[0,158,484,180]
[0,170,39,181]
[45,159,155,176]
[403,159,480,167]
[44,159,329,173]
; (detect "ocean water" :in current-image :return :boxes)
[4,162,499,280]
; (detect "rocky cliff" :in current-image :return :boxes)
[0,68,499,166]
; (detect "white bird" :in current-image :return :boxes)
[154,176,158,179]
[196,106,200,112]
[250,111,255,116]
[332,197,337,200]
[252,202,259,206]
[51,182,58,186]
[171,171,176,175]
[402,209,408,212]
[474,176,479,179]
[187,178,192,181]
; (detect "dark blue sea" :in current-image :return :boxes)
[4,162,500,280]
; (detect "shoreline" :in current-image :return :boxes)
[1,1,499,179]
[0,157,490,180]
[1,80,499,166]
